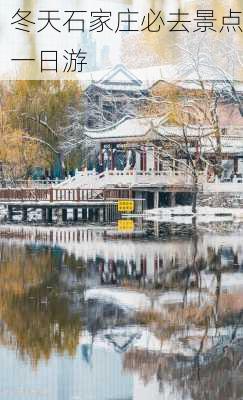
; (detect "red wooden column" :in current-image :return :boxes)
[140,150,143,171]
[144,146,147,172]
[140,146,147,172]
[154,147,158,172]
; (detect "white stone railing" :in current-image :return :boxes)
[58,168,195,188]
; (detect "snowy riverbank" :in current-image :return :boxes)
[145,206,243,224]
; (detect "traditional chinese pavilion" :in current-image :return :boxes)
[84,64,243,181]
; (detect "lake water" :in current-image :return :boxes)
[0,220,243,400]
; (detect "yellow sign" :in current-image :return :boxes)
[117,220,134,233]
[118,200,134,213]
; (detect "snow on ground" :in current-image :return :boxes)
[145,214,234,224]
[146,206,243,217]
[145,206,243,223]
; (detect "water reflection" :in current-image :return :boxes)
[0,223,243,399]
[0,243,85,365]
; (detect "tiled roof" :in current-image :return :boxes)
[81,64,243,92]
[84,117,155,139]
[84,116,213,140]
[91,83,147,92]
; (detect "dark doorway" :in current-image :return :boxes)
[159,192,171,207]
[147,192,155,209]
[176,192,193,206]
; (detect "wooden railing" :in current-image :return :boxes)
[0,188,132,203]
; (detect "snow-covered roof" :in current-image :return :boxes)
[158,125,212,138]
[84,116,214,141]
[98,64,142,85]
[81,64,243,91]
[86,64,149,92]
[92,83,145,92]
[95,64,145,92]
[84,116,158,141]
[81,64,177,89]
[85,117,243,142]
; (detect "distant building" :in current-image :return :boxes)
[81,31,97,72]
[99,45,111,69]
[85,64,149,129]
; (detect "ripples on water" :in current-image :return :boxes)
[0,221,243,399]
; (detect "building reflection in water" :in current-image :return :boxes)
[0,223,243,399]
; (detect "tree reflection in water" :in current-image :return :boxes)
[0,243,85,365]
[0,225,243,398]
[124,339,243,400]
[123,233,243,400]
